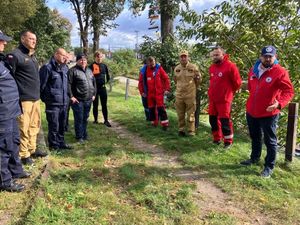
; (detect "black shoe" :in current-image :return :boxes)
[21,157,34,165]
[78,139,85,144]
[224,142,232,149]
[0,181,25,192]
[49,146,60,151]
[213,140,221,145]
[59,144,73,150]
[162,126,168,131]
[31,149,48,158]
[178,131,186,137]
[12,171,31,179]
[240,158,259,166]
[261,167,273,178]
[104,121,112,127]
[93,121,99,124]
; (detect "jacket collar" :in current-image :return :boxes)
[253,59,279,77]
[0,52,5,61]
[18,43,32,55]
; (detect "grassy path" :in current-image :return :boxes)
[111,120,269,224]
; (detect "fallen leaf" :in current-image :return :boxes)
[108,211,116,216]
[46,193,53,201]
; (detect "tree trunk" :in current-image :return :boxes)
[92,28,100,53]
[81,31,89,55]
[70,0,90,55]
[160,0,174,43]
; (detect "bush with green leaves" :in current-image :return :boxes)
[104,49,141,79]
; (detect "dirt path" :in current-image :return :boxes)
[111,120,270,225]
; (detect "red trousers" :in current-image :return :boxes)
[147,95,168,127]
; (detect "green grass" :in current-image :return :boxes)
[22,98,201,225]
[2,82,299,224]
[108,83,300,225]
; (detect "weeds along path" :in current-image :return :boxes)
[111,120,270,225]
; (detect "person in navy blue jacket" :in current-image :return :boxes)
[40,48,73,150]
[0,31,30,192]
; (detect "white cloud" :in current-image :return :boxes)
[46,0,223,48]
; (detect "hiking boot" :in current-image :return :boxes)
[21,157,34,165]
[78,139,85,144]
[104,121,112,127]
[224,142,232,149]
[49,146,59,151]
[178,131,186,137]
[31,149,48,158]
[162,126,168,131]
[188,131,195,136]
[240,158,259,166]
[0,181,25,192]
[261,167,273,178]
[12,171,31,179]
[213,140,221,145]
[59,144,73,150]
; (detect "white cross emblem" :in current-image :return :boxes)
[266,77,272,83]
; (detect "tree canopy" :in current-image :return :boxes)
[1,0,72,62]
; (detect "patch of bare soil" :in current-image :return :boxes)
[111,121,270,225]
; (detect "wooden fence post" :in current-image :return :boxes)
[109,76,113,92]
[285,102,299,162]
[125,78,130,100]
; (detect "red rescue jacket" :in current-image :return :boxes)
[208,55,242,103]
[138,64,170,98]
[246,63,294,118]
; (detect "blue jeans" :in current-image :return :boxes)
[246,113,279,169]
[71,100,92,140]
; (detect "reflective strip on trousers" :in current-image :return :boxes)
[224,134,234,139]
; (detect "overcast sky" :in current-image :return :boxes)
[46,0,222,50]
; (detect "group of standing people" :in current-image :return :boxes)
[138,46,294,178]
[0,30,112,192]
[0,28,295,194]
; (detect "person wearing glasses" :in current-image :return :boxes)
[89,51,111,127]
[68,53,96,143]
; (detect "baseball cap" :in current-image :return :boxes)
[0,30,12,42]
[76,53,87,61]
[179,50,189,56]
[261,45,276,56]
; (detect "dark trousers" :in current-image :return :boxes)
[65,100,71,132]
[246,113,279,169]
[71,100,92,140]
[46,105,67,148]
[93,87,108,122]
[195,89,201,129]
[0,119,24,187]
[141,96,150,121]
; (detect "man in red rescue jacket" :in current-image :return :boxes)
[240,46,294,178]
[208,46,242,148]
[138,56,170,130]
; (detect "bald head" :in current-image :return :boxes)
[54,48,67,64]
